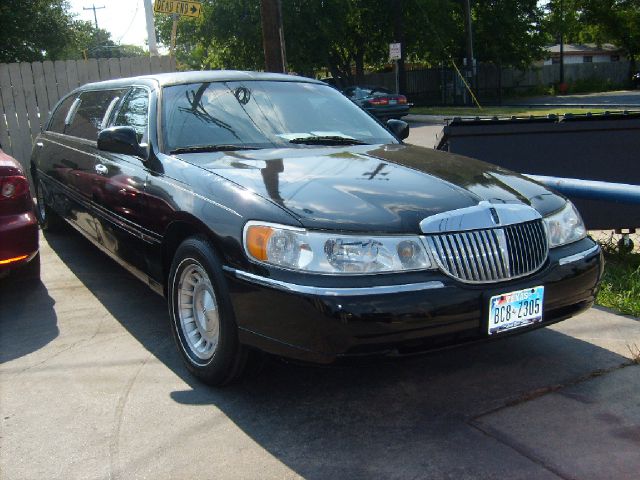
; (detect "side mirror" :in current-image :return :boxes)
[97,126,146,159]
[387,119,410,141]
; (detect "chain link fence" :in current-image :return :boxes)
[590,230,640,254]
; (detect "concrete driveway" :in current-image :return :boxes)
[1,224,640,480]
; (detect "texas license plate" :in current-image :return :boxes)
[488,286,544,335]
[389,99,397,105]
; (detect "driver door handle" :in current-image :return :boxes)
[95,164,108,176]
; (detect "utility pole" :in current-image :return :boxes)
[83,4,105,30]
[142,0,160,56]
[559,0,565,86]
[463,0,475,105]
[260,0,287,73]
[393,0,406,94]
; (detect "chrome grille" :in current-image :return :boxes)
[426,220,548,283]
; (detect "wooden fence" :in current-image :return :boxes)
[0,56,176,168]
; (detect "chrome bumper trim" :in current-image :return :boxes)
[558,244,600,266]
[223,267,445,296]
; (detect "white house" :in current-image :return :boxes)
[543,43,626,65]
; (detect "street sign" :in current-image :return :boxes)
[153,0,202,18]
[389,43,401,61]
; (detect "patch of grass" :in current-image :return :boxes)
[596,246,640,318]
[411,106,614,117]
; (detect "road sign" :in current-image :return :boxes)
[389,43,401,61]
[153,0,202,18]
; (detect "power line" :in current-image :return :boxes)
[116,1,141,44]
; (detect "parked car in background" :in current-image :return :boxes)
[0,144,39,279]
[632,71,640,89]
[32,71,602,386]
[343,85,411,120]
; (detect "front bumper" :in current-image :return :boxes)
[225,237,603,363]
[0,211,39,272]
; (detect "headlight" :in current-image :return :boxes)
[243,222,434,274]
[543,201,586,248]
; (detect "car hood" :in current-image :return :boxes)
[175,144,565,233]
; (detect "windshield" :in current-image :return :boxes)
[161,80,397,153]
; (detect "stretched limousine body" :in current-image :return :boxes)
[31,72,603,385]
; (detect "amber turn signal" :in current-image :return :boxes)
[0,254,28,265]
[245,225,274,261]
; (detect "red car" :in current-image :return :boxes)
[0,145,39,278]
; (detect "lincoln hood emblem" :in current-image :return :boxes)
[420,201,541,234]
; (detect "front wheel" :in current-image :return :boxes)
[168,236,249,386]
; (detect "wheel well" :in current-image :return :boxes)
[161,220,221,296]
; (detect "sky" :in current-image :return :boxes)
[68,0,150,48]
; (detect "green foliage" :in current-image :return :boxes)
[566,76,622,94]
[596,248,640,318]
[58,21,145,60]
[542,0,640,66]
[157,0,395,81]
[0,0,146,63]
[155,0,636,88]
[541,0,600,45]
[405,0,465,65]
[580,0,640,63]
[0,0,75,62]
[473,0,546,69]
[157,0,548,81]
[156,0,263,70]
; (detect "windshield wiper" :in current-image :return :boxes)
[288,136,369,146]
[170,144,263,154]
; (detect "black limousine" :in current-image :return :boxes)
[31,71,603,385]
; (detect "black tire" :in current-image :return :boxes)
[34,177,64,232]
[167,236,249,386]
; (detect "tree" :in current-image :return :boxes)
[156,0,264,70]
[0,0,76,62]
[0,1,146,63]
[580,0,640,74]
[542,0,613,49]
[156,0,394,85]
[323,0,392,85]
[62,21,146,59]
[474,0,546,69]
[473,0,546,100]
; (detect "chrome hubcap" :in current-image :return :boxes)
[177,262,220,360]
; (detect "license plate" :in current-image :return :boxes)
[389,100,397,105]
[488,286,544,335]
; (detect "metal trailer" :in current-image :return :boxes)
[436,112,640,244]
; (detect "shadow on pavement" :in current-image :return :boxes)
[42,225,632,479]
[0,273,58,364]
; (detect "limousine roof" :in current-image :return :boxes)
[77,70,324,91]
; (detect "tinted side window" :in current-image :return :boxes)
[66,89,126,141]
[48,95,77,133]
[113,88,149,142]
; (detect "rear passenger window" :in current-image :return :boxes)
[66,89,126,141]
[48,95,77,133]
[113,88,150,143]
